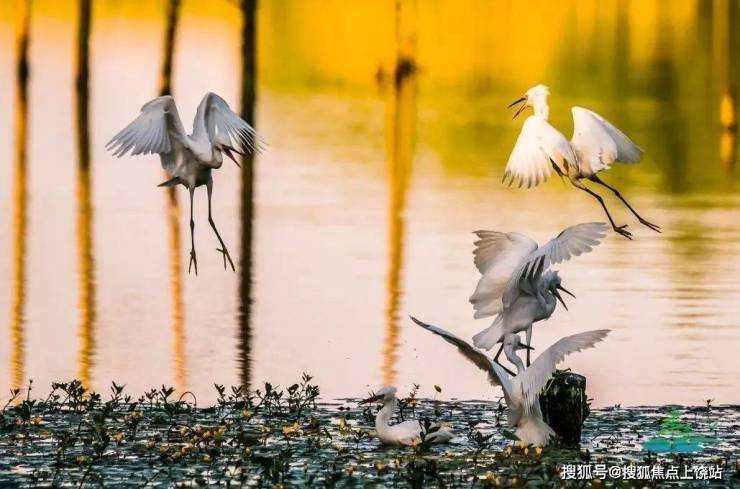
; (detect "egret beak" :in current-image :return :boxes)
[557,284,576,298]
[508,96,528,119]
[222,145,242,168]
[553,289,568,311]
[507,96,526,109]
[359,393,383,405]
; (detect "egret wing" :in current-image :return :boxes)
[470,231,537,319]
[410,316,504,387]
[515,329,610,413]
[571,107,643,174]
[106,96,187,157]
[503,116,577,188]
[192,92,265,153]
[503,222,608,308]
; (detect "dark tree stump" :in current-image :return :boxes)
[538,370,589,446]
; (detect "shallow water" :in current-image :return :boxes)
[0,1,739,407]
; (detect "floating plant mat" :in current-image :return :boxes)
[0,379,738,487]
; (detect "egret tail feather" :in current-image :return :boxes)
[472,316,504,350]
[157,177,181,187]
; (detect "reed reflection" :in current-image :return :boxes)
[713,0,736,170]
[75,0,96,388]
[160,0,187,393]
[237,0,257,390]
[381,0,417,387]
[9,0,31,391]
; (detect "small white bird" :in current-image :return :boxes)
[360,386,455,447]
[504,84,659,240]
[107,92,264,275]
[470,222,607,367]
[412,316,609,447]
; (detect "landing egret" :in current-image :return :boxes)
[360,386,455,447]
[107,92,264,275]
[412,316,609,447]
[470,222,607,366]
[504,84,659,239]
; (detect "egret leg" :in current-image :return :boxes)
[525,327,533,367]
[571,179,632,240]
[207,178,236,271]
[493,343,516,377]
[188,187,198,275]
[588,175,661,233]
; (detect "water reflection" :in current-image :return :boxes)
[713,0,736,171]
[75,0,95,388]
[237,0,257,390]
[160,0,188,393]
[381,0,417,387]
[9,0,31,391]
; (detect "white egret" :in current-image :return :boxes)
[106,92,264,275]
[470,222,607,366]
[360,386,455,447]
[412,316,609,447]
[504,84,659,239]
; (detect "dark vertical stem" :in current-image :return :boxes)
[10,0,31,391]
[237,0,257,390]
[158,0,186,392]
[382,0,417,386]
[75,0,96,388]
[159,0,181,97]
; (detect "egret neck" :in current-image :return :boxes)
[531,93,549,119]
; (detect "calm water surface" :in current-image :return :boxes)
[0,1,739,407]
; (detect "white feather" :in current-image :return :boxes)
[571,107,643,175]
[502,222,608,308]
[503,116,577,188]
[515,329,610,414]
[469,231,537,319]
[106,96,187,158]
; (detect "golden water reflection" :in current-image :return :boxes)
[9,0,31,391]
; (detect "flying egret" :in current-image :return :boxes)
[360,386,455,447]
[470,222,607,366]
[106,92,264,275]
[504,84,659,240]
[412,316,609,447]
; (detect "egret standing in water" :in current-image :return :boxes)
[107,92,264,275]
[412,317,609,447]
[503,84,659,239]
[470,222,607,367]
[360,386,455,447]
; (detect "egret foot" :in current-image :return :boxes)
[613,224,632,240]
[216,247,236,271]
[639,219,661,233]
[189,250,198,275]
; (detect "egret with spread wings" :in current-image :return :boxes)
[412,316,609,447]
[107,92,265,274]
[470,222,607,367]
[504,84,659,240]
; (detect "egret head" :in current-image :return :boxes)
[359,386,397,404]
[542,270,575,310]
[508,84,550,119]
[212,132,243,168]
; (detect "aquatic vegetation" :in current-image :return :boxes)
[0,378,737,487]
